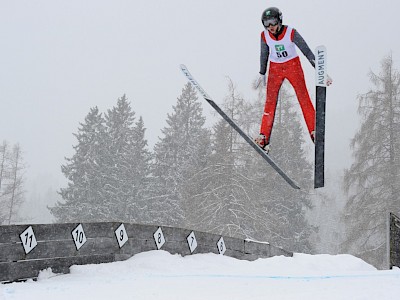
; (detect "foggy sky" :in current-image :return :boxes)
[1,0,400,207]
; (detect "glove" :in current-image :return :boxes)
[255,74,266,89]
[327,74,333,86]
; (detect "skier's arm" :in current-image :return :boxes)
[293,29,315,68]
[260,33,269,75]
[293,29,332,85]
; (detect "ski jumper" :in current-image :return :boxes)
[259,25,315,143]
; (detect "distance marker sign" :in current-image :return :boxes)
[19,226,37,254]
[71,224,87,250]
[115,223,128,248]
[153,227,165,250]
[217,237,226,255]
[186,231,198,254]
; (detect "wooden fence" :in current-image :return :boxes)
[0,222,292,282]
[389,213,400,269]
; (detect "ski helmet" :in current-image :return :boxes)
[261,7,282,28]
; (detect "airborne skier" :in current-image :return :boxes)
[254,7,332,152]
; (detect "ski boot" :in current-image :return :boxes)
[311,130,316,144]
[254,133,270,153]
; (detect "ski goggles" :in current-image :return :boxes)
[263,18,279,27]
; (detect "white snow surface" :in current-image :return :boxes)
[2,250,400,300]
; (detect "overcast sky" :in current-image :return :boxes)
[1,0,400,204]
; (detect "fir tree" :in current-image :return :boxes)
[185,79,262,238]
[103,95,150,222]
[52,95,152,223]
[0,141,26,224]
[246,82,315,253]
[187,80,314,252]
[151,83,211,227]
[0,140,9,223]
[51,106,108,222]
[342,54,400,268]
[129,116,153,223]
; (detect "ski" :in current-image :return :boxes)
[179,64,300,189]
[314,45,327,188]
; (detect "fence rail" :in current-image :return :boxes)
[390,213,400,269]
[0,222,292,282]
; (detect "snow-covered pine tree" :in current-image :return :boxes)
[151,83,211,228]
[51,106,108,222]
[129,116,153,223]
[102,95,151,222]
[185,79,314,252]
[342,54,400,269]
[185,79,261,238]
[244,82,315,253]
[0,141,26,224]
[309,192,343,254]
[0,140,10,223]
[5,144,25,224]
[52,96,152,223]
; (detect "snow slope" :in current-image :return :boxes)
[1,250,400,300]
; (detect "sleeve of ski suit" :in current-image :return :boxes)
[293,29,315,67]
[259,28,316,75]
[259,33,269,75]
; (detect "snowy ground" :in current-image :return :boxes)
[1,250,400,300]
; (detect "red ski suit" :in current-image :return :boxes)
[259,26,315,143]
